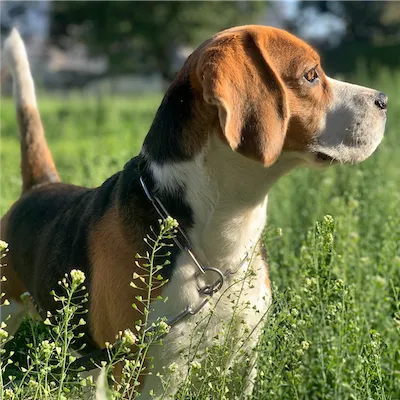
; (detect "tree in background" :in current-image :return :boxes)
[50,1,265,82]
[294,1,400,46]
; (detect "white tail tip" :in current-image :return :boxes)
[4,28,37,107]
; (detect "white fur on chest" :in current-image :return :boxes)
[143,250,271,399]
[150,242,271,340]
[140,138,301,398]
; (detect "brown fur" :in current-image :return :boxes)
[17,105,60,192]
[89,209,162,345]
[89,209,162,387]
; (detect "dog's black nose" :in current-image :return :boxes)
[375,92,388,110]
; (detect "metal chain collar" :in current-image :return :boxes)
[70,175,248,371]
[140,175,248,334]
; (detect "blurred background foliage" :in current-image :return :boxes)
[1,1,400,90]
[49,1,264,82]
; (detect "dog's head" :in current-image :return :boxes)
[188,25,387,167]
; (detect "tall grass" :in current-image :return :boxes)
[1,67,399,398]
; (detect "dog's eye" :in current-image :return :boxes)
[304,68,319,83]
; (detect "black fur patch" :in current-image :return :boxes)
[143,77,195,164]
[119,156,194,280]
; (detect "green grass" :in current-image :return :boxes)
[1,67,400,399]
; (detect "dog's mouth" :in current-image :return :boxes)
[315,151,338,164]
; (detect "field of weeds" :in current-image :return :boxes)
[1,68,399,399]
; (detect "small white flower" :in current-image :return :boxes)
[70,269,85,285]
[301,340,310,350]
[0,328,9,339]
[168,362,178,373]
[158,320,170,335]
[166,216,179,228]
[122,329,137,346]
[4,388,14,398]
[0,240,8,252]
[191,360,202,370]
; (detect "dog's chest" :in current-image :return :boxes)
[143,253,271,398]
[149,250,271,358]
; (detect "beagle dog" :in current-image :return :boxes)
[1,26,387,398]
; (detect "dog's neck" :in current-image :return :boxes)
[139,74,301,274]
[141,134,300,273]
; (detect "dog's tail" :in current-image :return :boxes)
[4,28,60,192]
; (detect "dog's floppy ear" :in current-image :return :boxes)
[197,32,289,166]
